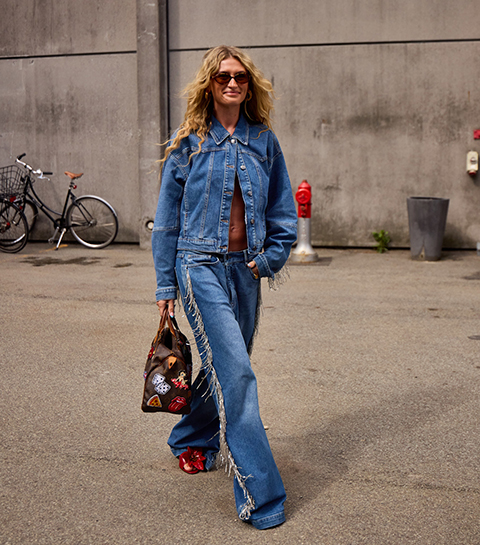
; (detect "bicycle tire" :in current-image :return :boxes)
[66,195,118,249]
[22,198,38,233]
[0,201,29,253]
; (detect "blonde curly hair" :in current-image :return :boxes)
[160,45,276,165]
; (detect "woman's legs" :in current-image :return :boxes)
[168,251,286,529]
[167,366,220,470]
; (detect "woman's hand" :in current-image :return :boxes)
[247,261,260,279]
[157,299,175,317]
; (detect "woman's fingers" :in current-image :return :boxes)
[156,299,175,317]
[247,261,260,279]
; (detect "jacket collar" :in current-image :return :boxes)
[209,112,249,146]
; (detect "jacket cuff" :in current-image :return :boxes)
[155,287,178,301]
[255,253,273,279]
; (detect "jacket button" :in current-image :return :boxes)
[240,165,246,170]
[250,218,255,224]
[231,138,236,144]
[247,191,252,197]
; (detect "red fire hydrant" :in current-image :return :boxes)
[291,180,318,263]
[296,180,312,219]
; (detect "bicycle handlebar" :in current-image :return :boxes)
[16,153,52,179]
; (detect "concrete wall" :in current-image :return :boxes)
[0,0,141,242]
[0,0,136,57]
[2,1,480,248]
[168,0,480,248]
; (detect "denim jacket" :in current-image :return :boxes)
[152,113,298,301]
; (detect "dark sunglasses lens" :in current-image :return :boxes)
[235,74,249,84]
[215,74,231,84]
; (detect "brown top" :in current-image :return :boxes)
[228,174,248,251]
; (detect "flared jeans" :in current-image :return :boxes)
[167,251,286,530]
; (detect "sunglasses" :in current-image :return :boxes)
[211,72,250,85]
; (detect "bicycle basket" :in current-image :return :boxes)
[0,165,26,200]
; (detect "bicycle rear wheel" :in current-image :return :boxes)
[66,196,118,249]
[0,201,29,253]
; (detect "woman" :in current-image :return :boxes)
[152,45,297,530]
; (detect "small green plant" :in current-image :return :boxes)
[372,230,391,253]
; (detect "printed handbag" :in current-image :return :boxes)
[141,309,193,414]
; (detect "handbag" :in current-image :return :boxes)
[141,309,193,414]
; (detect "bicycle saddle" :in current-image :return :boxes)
[64,171,84,180]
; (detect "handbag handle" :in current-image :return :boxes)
[155,307,182,344]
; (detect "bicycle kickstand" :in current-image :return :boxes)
[48,227,67,250]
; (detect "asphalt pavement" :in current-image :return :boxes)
[1,243,479,545]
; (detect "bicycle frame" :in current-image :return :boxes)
[24,172,78,231]
[19,170,85,248]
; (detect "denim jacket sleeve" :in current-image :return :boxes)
[151,150,189,301]
[254,134,298,280]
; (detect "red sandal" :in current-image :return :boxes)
[179,447,206,474]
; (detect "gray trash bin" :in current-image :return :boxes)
[407,197,449,261]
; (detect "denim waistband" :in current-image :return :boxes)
[211,250,249,262]
[178,249,256,263]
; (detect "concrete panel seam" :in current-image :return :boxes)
[169,37,480,53]
[0,51,137,61]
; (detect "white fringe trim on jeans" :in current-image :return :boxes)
[184,268,255,521]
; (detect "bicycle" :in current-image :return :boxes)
[0,164,29,253]
[0,198,29,253]
[0,154,118,252]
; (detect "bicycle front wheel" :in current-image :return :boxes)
[0,201,29,253]
[21,199,38,233]
[66,196,118,249]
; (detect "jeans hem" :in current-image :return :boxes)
[249,511,285,530]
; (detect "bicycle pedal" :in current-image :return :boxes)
[48,227,59,244]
